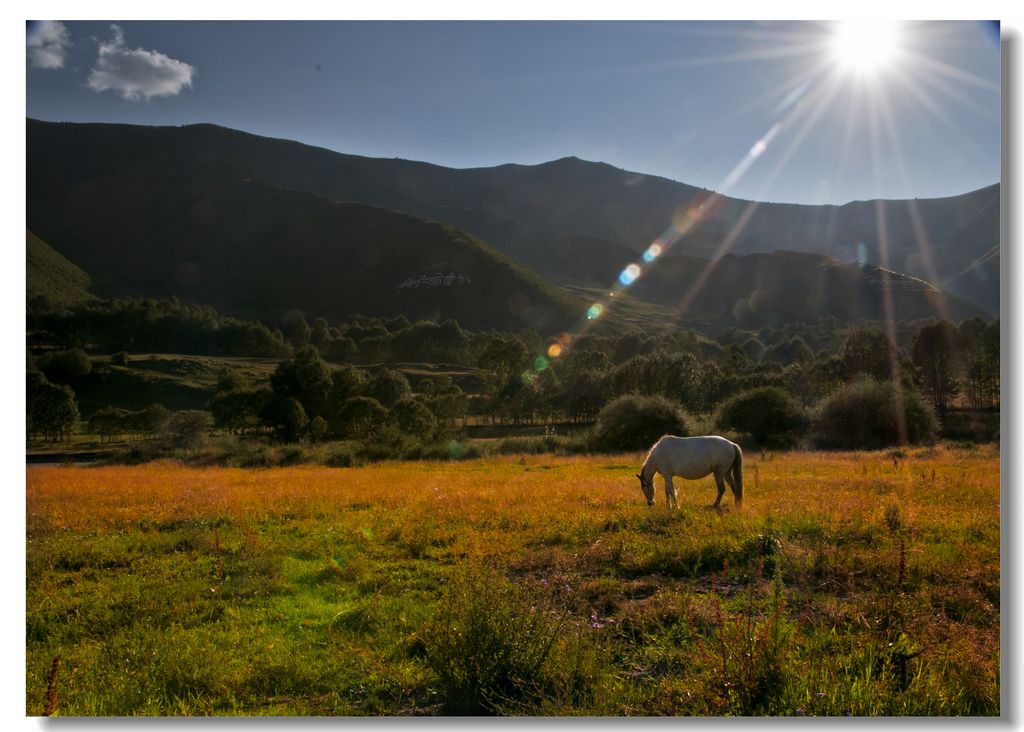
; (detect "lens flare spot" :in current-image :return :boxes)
[857,242,868,266]
[547,343,563,359]
[533,355,549,371]
[446,440,465,458]
[587,303,604,320]
[619,264,641,286]
[521,370,537,385]
[643,242,664,262]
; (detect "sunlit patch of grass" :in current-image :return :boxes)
[26,445,999,715]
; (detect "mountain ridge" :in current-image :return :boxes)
[26,118,996,329]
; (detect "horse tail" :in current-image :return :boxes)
[731,442,743,507]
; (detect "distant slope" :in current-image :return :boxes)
[26,172,585,332]
[26,229,95,309]
[627,250,984,328]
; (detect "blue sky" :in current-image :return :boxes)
[25,19,1000,205]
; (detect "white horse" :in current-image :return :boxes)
[636,435,743,510]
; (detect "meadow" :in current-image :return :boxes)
[26,444,1000,716]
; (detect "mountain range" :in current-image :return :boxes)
[26,118,997,333]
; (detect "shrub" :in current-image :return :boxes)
[110,351,130,366]
[424,563,592,714]
[591,394,688,452]
[715,387,808,448]
[812,377,937,450]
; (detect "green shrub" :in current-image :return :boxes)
[715,386,808,448]
[812,377,937,449]
[591,394,688,452]
[424,563,591,714]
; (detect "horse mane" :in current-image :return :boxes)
[640,434,670,479]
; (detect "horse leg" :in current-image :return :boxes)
[724,471,738,505]
[664,476,678,509]
[713,472,727,509]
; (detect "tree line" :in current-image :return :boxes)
[27,302,999,452]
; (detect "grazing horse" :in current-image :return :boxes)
[636,435,743,510]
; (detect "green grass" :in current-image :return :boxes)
[26,446,1000,716]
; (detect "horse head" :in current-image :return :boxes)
[636,473,654,506]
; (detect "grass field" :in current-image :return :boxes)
[25,444,1000,716]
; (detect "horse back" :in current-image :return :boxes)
[653,435,736,479]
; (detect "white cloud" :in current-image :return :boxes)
[27,20,71,70]
[87,24,195,101]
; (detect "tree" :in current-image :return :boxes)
[308,415,328,443]
[37,347,92,385]
[715,387,808,448]
[88,406,127,443]
[959,318,999,409]
[422,376,468,427]
[765,336,814,365]
[211,389,270,434]
[738,337,766,362]
[363,369,412,409]
[336,396,388,440]
[282,316,312,348]
[271,347,333,418]
[387,397,437,437]
[262,397,308,442]
[322,365,368,436]
[162,410,214,450]
[478,336,529,398]
[592,395,689,452]
[911,320,961,415]
[140,403,171,438]
[838,328,893,382]
[311,317,332,349]
[28,378,79,442]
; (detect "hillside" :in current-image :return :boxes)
[26,171,585,332]
[26,230,96,309]
[26,119,997,327]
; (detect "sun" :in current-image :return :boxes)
[829,20,903,77]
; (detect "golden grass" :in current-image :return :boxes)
[27,445,999,540]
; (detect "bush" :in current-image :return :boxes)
[111,351,130,366]
[424,562,595,714]
[812,377,937,450]
[591,394,688,452]
[715,387,809,448]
